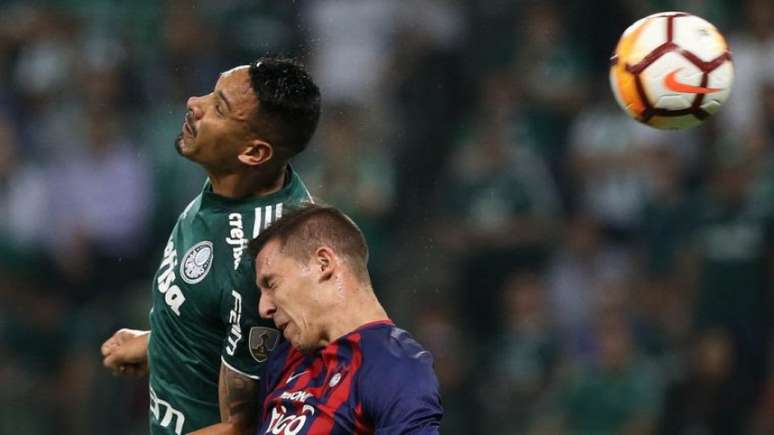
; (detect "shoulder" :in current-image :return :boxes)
[363,325,434,364]
[357,324,438,393]
[354,324,443,432]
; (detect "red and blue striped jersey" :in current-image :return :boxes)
[257,320,442,435]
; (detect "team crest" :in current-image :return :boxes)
[249,327,280,362]
[180,241,214,284]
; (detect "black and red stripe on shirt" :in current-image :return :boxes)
[258,320,442,435]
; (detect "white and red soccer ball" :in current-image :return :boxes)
[610,12,734,129]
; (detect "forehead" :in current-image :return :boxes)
[256,239,279,265]
[256,239,288,274]
[215,65,257,115]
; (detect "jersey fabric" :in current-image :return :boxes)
[147,168,312,434]
[258,321,443,435]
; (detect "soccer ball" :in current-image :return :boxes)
[609,12,734,129]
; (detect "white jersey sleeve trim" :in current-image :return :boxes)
[221,356,260,381]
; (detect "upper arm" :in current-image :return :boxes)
[217,362,260,431]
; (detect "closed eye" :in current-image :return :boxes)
[259,275,276,291]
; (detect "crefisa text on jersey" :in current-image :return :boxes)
[157,239,186,316]
[227,213,247,270]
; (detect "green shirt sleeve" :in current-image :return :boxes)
[219,257,280,380]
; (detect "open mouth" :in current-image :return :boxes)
[183,114,196,137]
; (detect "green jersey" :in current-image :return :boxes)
[147,168,311,434]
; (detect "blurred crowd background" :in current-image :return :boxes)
[1,0,773,434]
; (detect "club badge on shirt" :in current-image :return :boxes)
[249,327,281,363]
[180,241,214,284]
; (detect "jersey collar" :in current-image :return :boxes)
[199,165,305,211]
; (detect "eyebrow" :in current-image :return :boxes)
[217,90,232,112]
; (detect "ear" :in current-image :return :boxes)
[238,139,273,166]
[314,246,336,283]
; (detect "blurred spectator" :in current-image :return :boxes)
[660,329,747,434]
[480,272,560,435]
[568,91,654,240]
[512,1,589,181]
[749,79,774,206]
[301,0,399,107]
[545,212,634,356]
[720,0,774,137]
[682,137,774,421]
[639,144,696,279]
[0,111,50,262]
[635,144,698,353]
[1,286,69,435]
[413,299,476,435]
[435,72,560,334]
[533,310,664,435]
[47,109,152,302]
[387,0,467,220]
[12,6,83,162]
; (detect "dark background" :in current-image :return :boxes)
[1,1,773,434]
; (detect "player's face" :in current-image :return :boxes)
[256,240,327,353]
[175,66,259,171]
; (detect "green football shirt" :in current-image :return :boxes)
[147,168,311,434]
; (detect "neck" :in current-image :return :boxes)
[208,164,287,199]
[322,287,389,346]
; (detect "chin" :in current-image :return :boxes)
[295,339,318,355]
[174,133,187,156]
[175,135,199,160]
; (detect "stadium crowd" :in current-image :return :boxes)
[1,0,773,434]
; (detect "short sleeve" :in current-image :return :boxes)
[219,259,280,380]
[360,332,443,435]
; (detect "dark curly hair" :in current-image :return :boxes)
[248,57,321,158]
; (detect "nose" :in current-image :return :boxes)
[259,293,276,320]
[186,96,204,119]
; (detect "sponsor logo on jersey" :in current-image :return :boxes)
[180,241,214,284]
[267,404,315,435]
[226,290,243,356]
[280,390,313,403]
[150,386,185,435]
[249,326,281,363]
[329,372,342,388]
[227,213,247,271]
[157,240,186,315]
[286,370,309,384]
